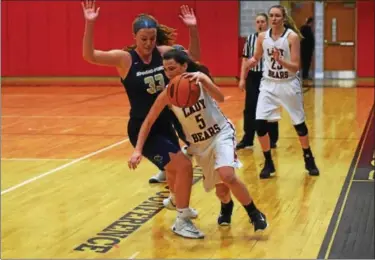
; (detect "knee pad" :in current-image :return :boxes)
[294,122,308,136]
[256,120,268,137]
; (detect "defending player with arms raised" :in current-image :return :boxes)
[128,49,268,239]
[246,5,320,178]
[82,0,200,222]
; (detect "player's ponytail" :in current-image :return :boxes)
[124,14,177,51]
[285,13,304,39]
[156,23,177,46]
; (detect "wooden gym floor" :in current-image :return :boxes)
[1,81,374,259]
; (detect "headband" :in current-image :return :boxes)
[133,17,158,34]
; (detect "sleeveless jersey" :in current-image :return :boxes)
[121,48,170,121]
[262,28,297,80]
[169,83,229,145]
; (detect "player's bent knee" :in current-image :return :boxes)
[215,183,230,200]
[166,151,192,171]
[294,122,308,136]
[256,120,268,137]
[215,183,229,198]
[217,167,236,184]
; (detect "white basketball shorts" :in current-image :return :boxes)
[187,122,242,192]
[256,77,305,125]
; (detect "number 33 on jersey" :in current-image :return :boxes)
[144,73,165,94]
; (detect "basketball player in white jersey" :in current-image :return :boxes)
[246,5,320,179]
[128,49,268,239]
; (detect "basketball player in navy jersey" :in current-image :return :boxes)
[81,0,200,221]
[246,5,320,178]
[129,49,268,238]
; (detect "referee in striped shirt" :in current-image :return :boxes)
[237,13,279,150]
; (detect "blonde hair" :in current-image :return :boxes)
[256,12,268,23]
[269,5,304,39]
[124,14,177,51]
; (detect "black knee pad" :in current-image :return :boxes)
[256,120,268,137]
[294,122,308,136]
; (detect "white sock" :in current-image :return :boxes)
[177,208,191,219]
[169,192,176,203]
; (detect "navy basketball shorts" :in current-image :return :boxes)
[128,117,181,170]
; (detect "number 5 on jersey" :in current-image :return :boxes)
[195,114,206,129]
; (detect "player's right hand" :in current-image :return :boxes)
[128,151,143,170]
[81,0,100,22]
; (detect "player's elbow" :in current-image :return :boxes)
[192,52,201,61]
[254,52,262,62]
[83,53,95,63]
[187,50,201,61]
[291,64,300,73]
[290,67,299,73]
[83,49,101,63]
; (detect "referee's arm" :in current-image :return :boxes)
[239,35,251,85]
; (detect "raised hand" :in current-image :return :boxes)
[81,0,100,22]
[179,5,197,27]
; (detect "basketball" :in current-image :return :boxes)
[167,75,201,108]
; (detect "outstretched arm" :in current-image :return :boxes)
[81,0,130,73]
[128,91,170,169]
[180,5,200,61]
[158,5,200,60]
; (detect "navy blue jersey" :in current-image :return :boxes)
[121,48,170,122]
[121,47,182,170]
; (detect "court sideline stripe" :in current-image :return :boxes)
[1,138,129,196]
[128,251,140,259]
[317,104,374,259]
[1,158,75,161]
[2,115,130,119]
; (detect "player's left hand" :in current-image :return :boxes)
[183,72,204,84]
[272,47,281,62]
[179,5,197,27]
[128,151,143,170]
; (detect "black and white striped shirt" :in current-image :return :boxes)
[242,32,263,72]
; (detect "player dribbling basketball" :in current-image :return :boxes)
[128,49,268,238]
